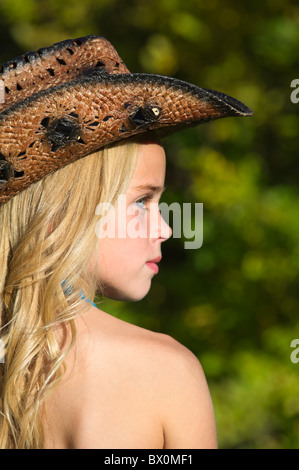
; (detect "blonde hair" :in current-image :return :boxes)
[0,140,139,448]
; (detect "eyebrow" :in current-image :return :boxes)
[133,184,166,194]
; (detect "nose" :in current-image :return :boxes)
[149,203,172,241]
[159,211,172,241]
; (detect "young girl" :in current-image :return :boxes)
[0,35,251,448]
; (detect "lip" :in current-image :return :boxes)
[146,256,162,274]
[148,256,162,263]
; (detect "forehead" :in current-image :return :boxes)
[130,143,166,187]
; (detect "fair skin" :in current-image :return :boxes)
[90,141,172,301]
[43,143,218,449]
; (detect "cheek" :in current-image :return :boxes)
[92,208,151,282]
[126,210,149,238]
[97,237,146,275]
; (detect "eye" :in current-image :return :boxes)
[135,197,147,209]
[134,194,153,210]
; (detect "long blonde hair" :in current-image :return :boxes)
[0,140,139,448]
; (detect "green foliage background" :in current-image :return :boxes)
[1,0,299,449]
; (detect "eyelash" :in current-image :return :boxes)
[134,194,154,209]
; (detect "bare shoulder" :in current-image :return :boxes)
[154,335,218,448]
[45,305,216,448]
[133,331,218,448]
[76,304,212,404]
[80,305,217,449]
[80,304,201,374]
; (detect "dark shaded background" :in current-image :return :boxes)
[1,0,299,448]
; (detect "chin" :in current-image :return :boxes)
[112,290,149,302]
[101,283,151,302]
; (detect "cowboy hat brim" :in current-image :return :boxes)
[0,36,252,205]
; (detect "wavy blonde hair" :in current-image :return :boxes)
[0,140,139,448]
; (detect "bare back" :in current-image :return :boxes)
[43,304,217,449]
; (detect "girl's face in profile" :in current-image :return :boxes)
[92,142,172,301]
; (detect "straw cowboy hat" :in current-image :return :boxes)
[0,35,252,205]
